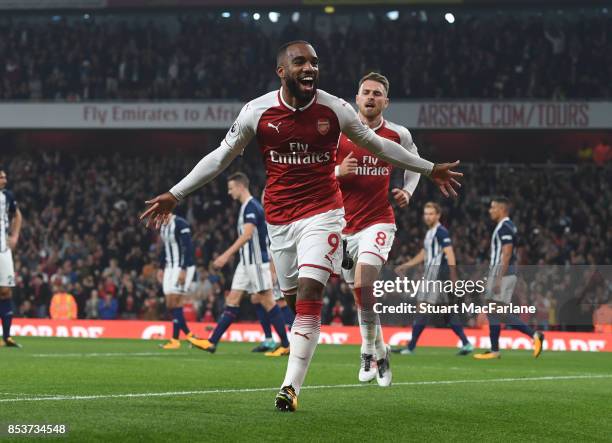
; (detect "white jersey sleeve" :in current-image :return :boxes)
[320,91,434,175]
[397,126,421,196]
[169,103,258,200]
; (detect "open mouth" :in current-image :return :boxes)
[365,102,376,109]
[299,76,315,90]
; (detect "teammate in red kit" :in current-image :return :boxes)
[141,41,462,412]
[336,72,421,386]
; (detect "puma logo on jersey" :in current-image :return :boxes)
[294,331,312,340]
[267,122,282,133]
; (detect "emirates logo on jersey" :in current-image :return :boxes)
[317,118,330,135]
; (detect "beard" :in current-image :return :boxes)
[284,74,317,103]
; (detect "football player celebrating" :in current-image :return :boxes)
[336,72,421,385]
[142,41,462,412]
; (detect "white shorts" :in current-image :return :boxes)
[162,266,195,295]
[272,281,284,301]
[485,274,517,304]
[416,284,449,305]
[267,208,345,292]
[341,223,396,285]
[0,249,15,287]
[231,261,273,294]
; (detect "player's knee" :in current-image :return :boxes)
[282,292,296,312]
[354,260,382,288]
[258,291,275,310]
[0,287,12,299]
[297,277,324,301]
[353,286,376,311]
[226,290,242,306]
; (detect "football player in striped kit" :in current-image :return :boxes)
[394,202,473,355]
[189,173,290,356]
[474,197,544,359]
[0,167,23,348]
[158,213,198,349]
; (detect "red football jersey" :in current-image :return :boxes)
[224,89,372,225]
[171,88,433,225]
[337,119,420,234]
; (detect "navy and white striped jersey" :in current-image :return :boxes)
[490,216,517,275]
[423,223,452,280]
[0,189,17,253]
[238,197,269,265]
[159,215,195,269]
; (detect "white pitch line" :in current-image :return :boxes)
[1,374,610,403]
[32,352,181,358]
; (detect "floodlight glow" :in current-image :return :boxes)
[387,11,399,21]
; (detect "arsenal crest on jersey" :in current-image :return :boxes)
[317,118,330,135]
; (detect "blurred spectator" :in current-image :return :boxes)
[593,140,611,166]
[577,143,593,163]
[98,294,118,320]
[593,299,612,333]
[49,290,78,320]
[85,290,99,319]
[29,273,52,318]
[18,299,36,318]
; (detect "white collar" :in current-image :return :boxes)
[358,116,384,131]
[278,87,316,112]
[241,195,253,208]
[371,117,385,131]
[495,216,510,230]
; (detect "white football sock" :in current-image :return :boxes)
[374,323,387,360]
[358,309,377,356]
[281,313,320,395]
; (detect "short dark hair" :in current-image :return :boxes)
[424,201,441,214]
[359,72,390,96]
[228,172,249,188]
[276,40,313,67]
[492,196,510,206]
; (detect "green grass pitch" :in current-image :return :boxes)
[1,337,611,442]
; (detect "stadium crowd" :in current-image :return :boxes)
[0,8,611,101]
[4,150,610,331]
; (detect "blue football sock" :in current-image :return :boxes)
[171,310,180,339]
[209,306,240,345]
[408,314,428,351]
[487,313,501,352]
[254,303,272,339]
[448,313,469,346]
[0,299,13,341]
[505,314,535,338]
[281,305,295,329]
[172,307,191,338]
[267,305,290,347]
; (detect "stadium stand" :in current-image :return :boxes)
[4,149,610,330]
[0,7,611,100]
